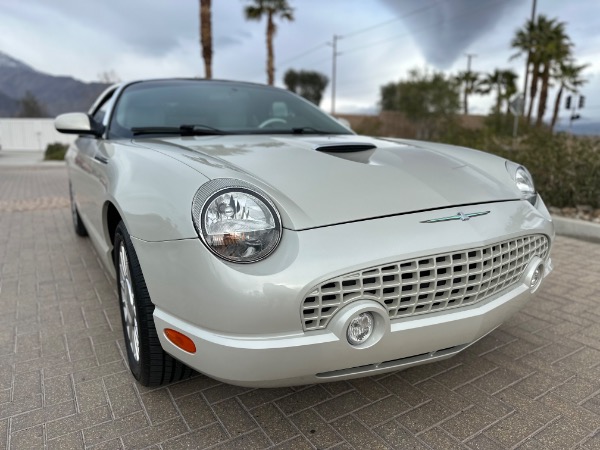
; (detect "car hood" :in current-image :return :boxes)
[133,135,519,230]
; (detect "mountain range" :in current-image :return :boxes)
[0,52,109,117]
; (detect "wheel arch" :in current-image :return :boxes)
[104,200,124,267]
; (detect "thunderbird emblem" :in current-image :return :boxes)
[420,211,490,223]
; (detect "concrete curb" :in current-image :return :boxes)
[552,215,600,243]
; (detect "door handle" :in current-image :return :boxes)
[94,155,109,164]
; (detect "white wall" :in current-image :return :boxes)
[0,119,76,151]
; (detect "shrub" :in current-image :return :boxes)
[44,142,69,161]
[502,132,600,208]
[442,126,600,208]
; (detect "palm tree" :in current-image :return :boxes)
[534,18,571,127]
[478,69,502,114]
[244,0,294,85]
[455,71,479,115]
[200,0,213,79]
[499,70,518,115]
[511,15,572,127]
[549,61,588,131]
[511,18,538,122]
[477,69,514,115]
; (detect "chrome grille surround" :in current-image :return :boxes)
[301,234,549,331]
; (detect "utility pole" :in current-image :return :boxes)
[514,0,537,139]
[464,53,476,115]
[329,34,341,115]
[465,53,476,73]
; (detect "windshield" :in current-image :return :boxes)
[108,79,353,138]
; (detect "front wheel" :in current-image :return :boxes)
[114,221,193,386]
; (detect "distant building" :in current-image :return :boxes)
[0,118,75,151]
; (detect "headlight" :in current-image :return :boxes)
[506,161,536,204]
[192,180,282,263]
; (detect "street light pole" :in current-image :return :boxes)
[465,53,476,73]
[329,34,341,115]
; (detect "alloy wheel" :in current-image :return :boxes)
[119,242,140,362]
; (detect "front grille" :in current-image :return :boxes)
[301,234,549,331]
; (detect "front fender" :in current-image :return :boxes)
[107,141,210,242]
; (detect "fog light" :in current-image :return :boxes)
[347,312,374,345]
[530,264,544,291]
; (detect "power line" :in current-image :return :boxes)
[301,56,331,69]
[340,1,443,40]
[277,0,499,84]
[339,0,509,57]
[278,42,329,66]
[333,24,515,91]
[335,25,508,89]
[280,0,515,109]
[340,17,401,39]
[276,0,444,69]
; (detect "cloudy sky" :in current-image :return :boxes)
[2,0,600,125]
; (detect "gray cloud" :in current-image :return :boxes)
[7,0,198,56]
[0,0,599,119]
[381,0,521,68]
[215,31,253,49]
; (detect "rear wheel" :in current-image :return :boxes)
[114,221,193,386]
[69,182,87,237]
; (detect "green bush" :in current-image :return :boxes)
[44,142,69,161]
[442,126,600,208]
[501,132,600,208]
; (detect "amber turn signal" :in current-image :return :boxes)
[164,329,196,353]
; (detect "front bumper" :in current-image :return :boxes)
[153,272,549,387]
[132,199,554,387]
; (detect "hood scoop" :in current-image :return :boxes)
[314,143,377,153]
[314,142,379,165]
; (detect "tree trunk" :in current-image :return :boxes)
[536,63,550,127]
[495,84,502,114]
[200,0,212,79]
[526,62,539,123]
[266,12,275,85]
[550,84,564,132]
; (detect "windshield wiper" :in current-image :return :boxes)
[131,124,227,136]
[291,126,331,135]
[179,124,227,135]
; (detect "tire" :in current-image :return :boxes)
[69,182,88,237]
[114,221,193,386]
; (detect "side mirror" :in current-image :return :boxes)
[55,113,103,136]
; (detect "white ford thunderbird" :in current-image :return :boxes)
[55,79,554,387]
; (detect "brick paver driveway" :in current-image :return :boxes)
[1,164,599,450]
